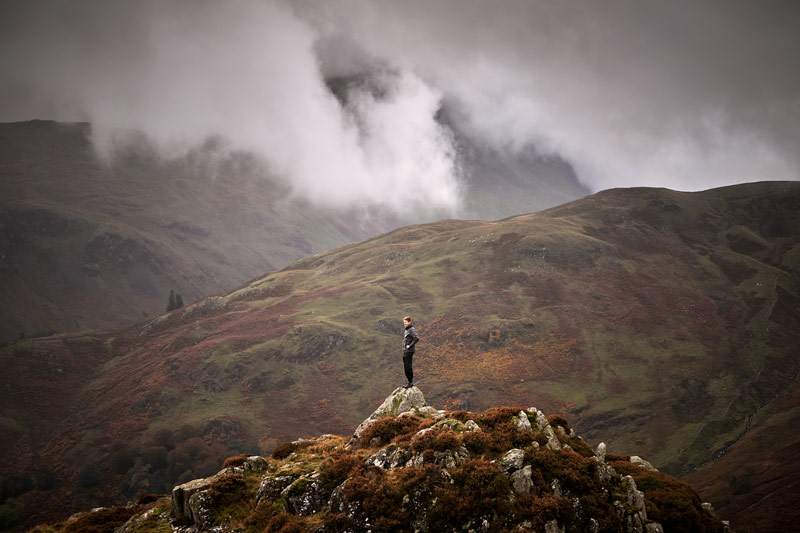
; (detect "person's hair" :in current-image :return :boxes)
[403,316,412,323]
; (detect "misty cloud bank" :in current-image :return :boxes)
[1,0,798,212]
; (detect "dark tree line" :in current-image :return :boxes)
[166,290,184,312]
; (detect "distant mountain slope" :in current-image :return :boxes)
[0,119,588,344]
[1,182,797,531]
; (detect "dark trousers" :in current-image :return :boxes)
[403,351,414,383]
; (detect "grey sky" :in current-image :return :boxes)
[1,0,798,209]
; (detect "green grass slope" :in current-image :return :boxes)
[0,119,588,346]
[1,181,797,531]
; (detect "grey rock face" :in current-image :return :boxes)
[349,386,428,447]
[171,476,214,522]
[187,490,213,530]
[242,455,269,472]
[500,448,525,471]
[511,465,533,494]
[464,419,481,431]
[630,456,657,472]
[281,475,328,515]
[596,442,607,463]
[516,410,532,431]
[255,475,295,505]
[367,443,412,470]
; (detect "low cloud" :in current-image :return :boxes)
[1,0,798,206]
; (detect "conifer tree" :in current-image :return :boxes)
[167,290,176,312]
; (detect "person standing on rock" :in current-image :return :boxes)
[402,316,420,389]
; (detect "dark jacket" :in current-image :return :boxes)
[403,325,419,353]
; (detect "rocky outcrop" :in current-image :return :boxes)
[348,385,441,447]
[56,389,728,532]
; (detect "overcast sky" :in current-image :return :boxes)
[1,0,798,211]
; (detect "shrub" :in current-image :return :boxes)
[64,506,138,533]
[222,454,250,468]
[476,407,525,430]
[428,459,511,529]
[320,453,364,486]
[0,499,23,530]
[339,468,407,530]
[271,440,313,460]
[411,428,461,453]
[77,463,101,488]
[136,493,162,504]
[562,434,595,458]
[546,414,571,434]
[608,461,723,532]
[511,494,568,531]
[323,513,357,531]
[34,466,58,490]
[359,415,423,447]
[525,448,600,494]
[206,473,249,508]
[462,430,490,455]
[244,500,282,530]
[265,512,306,533]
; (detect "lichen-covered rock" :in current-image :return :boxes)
[187,490,214,530]
[542,425,562,451]
[171,476,214,522]
[367,443,412,469]
[499,448,525,471]
[281,474,328,515]
[255,475,295,505]
[349,386,428,447]
[511,465,533,494]
[515,410,532,431]
[242,455,269,472]
[597,442,607,463]
[630,455,658,472]
[464,419,481,431]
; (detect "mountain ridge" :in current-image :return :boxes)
[0,119,589,344]
[1,181,798,531]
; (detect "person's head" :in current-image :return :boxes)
[403,316,412,327]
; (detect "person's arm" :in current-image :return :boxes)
[407,327,419,349]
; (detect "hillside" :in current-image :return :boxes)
[33,387,729,532]
[0,181,798,531]
[0,119,588,345]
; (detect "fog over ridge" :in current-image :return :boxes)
[1,0,798,212]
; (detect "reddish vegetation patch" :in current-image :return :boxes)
[611,460,722,532]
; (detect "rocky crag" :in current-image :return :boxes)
[34,388,729,533]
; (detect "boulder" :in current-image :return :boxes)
[596,442,607,463]
[187,490,214,530]
[464,420,481,431]
[542,425,562,451]
[171,476,214,522]
[281,474,328,515]
[516,410,532,431]
[499,448,525,471]
[545,519,564,533]
[256,475,295,505]
[367,443,412,470]
[242,455,269,472]
[630,456,658,472]
[349,386,429,447]
[511,465,533,494]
